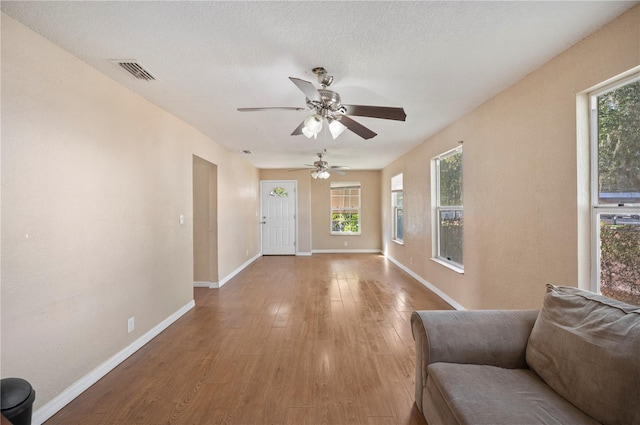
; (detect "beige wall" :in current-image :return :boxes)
[259,169,382,252]
[1,13,259,411]
[383,5,640,310]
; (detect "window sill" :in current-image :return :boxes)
[392,239,404,245]
[431,258,464,274]
[331,233,361,236]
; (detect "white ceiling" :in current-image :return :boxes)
[2,1,636,170]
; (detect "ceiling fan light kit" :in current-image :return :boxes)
[311,170,330,179]
[302,114,323,138]
[238,67,406,141]
[328,119,347,139]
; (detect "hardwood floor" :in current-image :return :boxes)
[45,254,452,425]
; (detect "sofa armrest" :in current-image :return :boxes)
[411,309,538,413]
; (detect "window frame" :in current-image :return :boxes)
[330,181,362,235]
[432,146,463,272]
[391,173,404,244]
[589,74,640,297]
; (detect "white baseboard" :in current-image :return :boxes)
[217,253,261,287]
[385,255,465,310]
[31,299,196,425]
[296,251,312,256]
[311,249,382,254]
[193,281,216,288]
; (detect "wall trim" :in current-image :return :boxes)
[217,253,261,288]
[193,281,215,288]
[296,252,312,256]
[385,255,466,310]
[311,249,382,254]
[32,299,196,425]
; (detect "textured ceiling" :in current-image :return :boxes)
[2,1,636,170]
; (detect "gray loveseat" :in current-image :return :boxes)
[411,284,640,425]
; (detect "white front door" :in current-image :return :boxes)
[261,181,296,255]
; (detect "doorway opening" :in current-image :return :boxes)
[193,155,218,287]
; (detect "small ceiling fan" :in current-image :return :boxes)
[238,67,406,140]
[290,152,349,179]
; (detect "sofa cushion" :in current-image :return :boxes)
[526,284,640,425]
[424,363,600,425]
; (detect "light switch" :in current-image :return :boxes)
[179,214,185,225]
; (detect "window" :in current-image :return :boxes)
[331,182,361,235]
[392,174,404,243]
[590,75,640,306]
[433,147,463,270]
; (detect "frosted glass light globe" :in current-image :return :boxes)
[303,114,323,134]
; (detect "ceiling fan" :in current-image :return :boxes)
[238,67,406,140]
[290,152,349,179]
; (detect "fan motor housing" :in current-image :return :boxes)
[318,89,342,112]
[314,160,329,170]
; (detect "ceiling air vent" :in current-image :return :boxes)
[112,60,157,81]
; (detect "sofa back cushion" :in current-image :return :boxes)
[526,284,640,425]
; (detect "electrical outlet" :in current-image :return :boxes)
[127,317,135,333]
[410,257,413,265]
[246,249,249,257]
[344,241,348,247]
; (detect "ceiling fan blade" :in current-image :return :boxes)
[331,169,347,175]
[341,104,406,121]
[238,107,306,112]
[288,168,314,172]
[289,77,321,102]
[336,115,377,140]
[331,166,350,170]
[291,121,305,136]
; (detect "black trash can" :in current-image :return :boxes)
[1,378,36,425]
